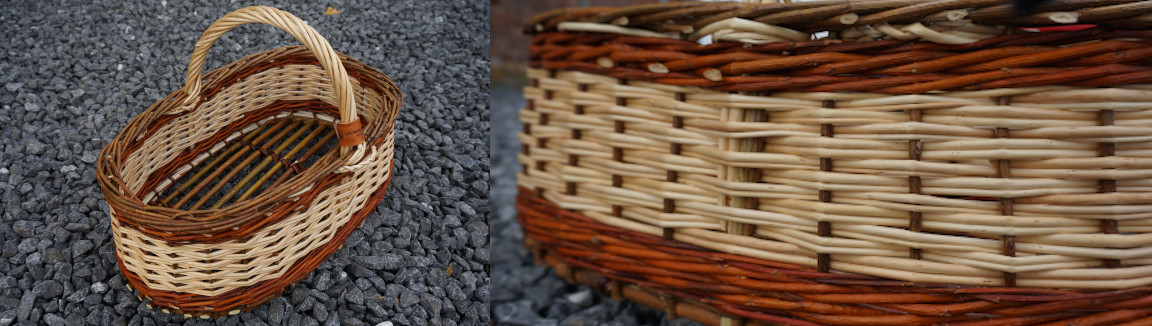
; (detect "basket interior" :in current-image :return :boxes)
[150,114,338,210]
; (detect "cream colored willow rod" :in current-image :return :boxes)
[181,6,358,127]
[521,67,1152,288]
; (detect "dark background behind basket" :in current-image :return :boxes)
[0,0,488,325]
[490,0,701,325]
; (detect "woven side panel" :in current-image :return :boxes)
[521,67,1152,289]
[101,47,400,240]
[114,130,394,297]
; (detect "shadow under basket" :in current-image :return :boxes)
[519,1,1152,326]
[97,7,401,318]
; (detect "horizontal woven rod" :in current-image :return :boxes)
[518,189,1152,324]
[968,0,1136,20]
[520,66,1152,289]
[576,2,716,25]
[537,248,791,326]
[529,30,1152,93]
[528,0,1151,39]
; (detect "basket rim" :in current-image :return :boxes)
[523,0,1151,35]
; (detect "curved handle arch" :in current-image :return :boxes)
[182,6,362,145]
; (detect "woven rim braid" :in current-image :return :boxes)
[519,1,1152,325]
[95,6,401,318]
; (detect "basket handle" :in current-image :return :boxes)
[181,6,364,147]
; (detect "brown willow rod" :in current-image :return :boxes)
[177,120,304,209]
[265,130,336,191]
[159,119,290,204]
[232,126,327,203]
[208,120,317,209]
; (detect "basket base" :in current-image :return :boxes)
[517,187,1152,326]
[528,240,787,326]
[147,102,342,212]
[116,160,394,318]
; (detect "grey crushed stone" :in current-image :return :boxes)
[42,313,64,326]
[0,310,13,326]
[0,0,489,325]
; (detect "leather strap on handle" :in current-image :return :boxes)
[181,6,364,147]
[335,120,365,146]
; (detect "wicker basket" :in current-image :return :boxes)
[518,1,1152,325]
[95,7,401,317]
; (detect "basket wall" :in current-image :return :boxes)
[518,1,1152,325]
[520,67,1152,289]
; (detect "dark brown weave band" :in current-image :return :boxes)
[519,187,1152,326]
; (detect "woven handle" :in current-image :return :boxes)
[181,6,364,146]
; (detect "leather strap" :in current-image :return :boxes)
[335,119,365,147]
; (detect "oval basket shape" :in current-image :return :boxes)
[519,1,1152,325]
[96,6,401,317]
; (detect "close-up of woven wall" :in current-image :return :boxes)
[500,1,1152,325]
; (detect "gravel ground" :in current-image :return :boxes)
[490,83,702,326]
[0,1,489,326]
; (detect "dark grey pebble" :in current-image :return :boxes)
[42,313,65,326]
[345,286,365,306]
